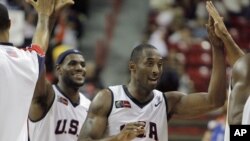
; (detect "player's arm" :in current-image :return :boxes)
[27,0,55,53]
[206,1,245,66]
[229,54,250,124]
[165,15,227,118]
[28,0,74,53]
[78,89,145,141]
[29,68,55,121]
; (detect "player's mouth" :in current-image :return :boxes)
[148,77,158,83]
[73,73,84,79]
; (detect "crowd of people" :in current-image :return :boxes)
[0,0,250,141]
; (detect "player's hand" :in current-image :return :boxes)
[206,1,228,38]
[206,16,223,48]
[26,0,55,16]
[55,0,74,12]
[117,122,146,141]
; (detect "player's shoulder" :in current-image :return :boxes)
[232,53,250,77]
[23,44,45,57]
[79,93,91,108]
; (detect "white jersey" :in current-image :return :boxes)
[242,96,250,124]
[106,85,169,141]
[0,43,44,141]
[28,85,91,141]
[224,78,232,141]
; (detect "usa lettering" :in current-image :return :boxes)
[55,119,79,136]
[120,121,158,140]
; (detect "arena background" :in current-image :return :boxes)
[3,0,250,140]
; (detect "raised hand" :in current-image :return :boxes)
[117,122,145,141]
[206,16,223,48]
[55,0,74,12]
[26,0,55,16]
[206,1,228,38]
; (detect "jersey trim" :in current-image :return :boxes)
[162,93,170,120]
[122,85,154,108]
[29,92,56,122]
[24,44,45,57]
[37,55,45,77]
[55,85,80,107]
[0,42,13,46]
[106,88,114,118]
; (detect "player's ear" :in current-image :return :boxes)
[129,61,136,71]
[56,65,62,75]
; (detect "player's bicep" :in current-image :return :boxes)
[166,92,212,118]
[29,70,54,121]
[78,89,112,140]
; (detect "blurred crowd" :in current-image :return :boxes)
[146,0,250,94]
[4,0,250,101]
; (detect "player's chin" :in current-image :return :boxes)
[148,80,158,87]
[147,83,157,90]
[73,80,85,87]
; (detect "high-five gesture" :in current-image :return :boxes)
[206,1,244,65]
[55,0,74,12]
[26,0,55,16]
[206,1,228,38]
[206,16,223,48]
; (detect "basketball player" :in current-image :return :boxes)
[0,0,74,141]
[28,49,91,141]
[77,41,226,141]
[206,0,250,140]
[0,0,54,141]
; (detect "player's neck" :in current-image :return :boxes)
[57,82,80,104]
[127,83,154,103]
[0,30,9,43]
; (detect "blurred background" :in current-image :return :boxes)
[2,0,250,140]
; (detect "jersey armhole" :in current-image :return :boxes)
[28,92,56,123]
[162,93,171,121]
[24,44,45,57]
[106,88,114,118]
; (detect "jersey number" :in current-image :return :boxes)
[55,119,79,135]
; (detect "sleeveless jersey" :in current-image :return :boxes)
[224,78,233,141]
[28,85,91,141]
[242,96,250,124]
[106,85,168,141]
[0,43,44,141]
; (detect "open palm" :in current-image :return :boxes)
[26,0,55,16]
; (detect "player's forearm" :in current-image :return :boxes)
[208,46,227,107]
[220,33,245,66]
[32,14,50,52]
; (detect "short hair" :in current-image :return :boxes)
[130,43,157,63]
[0,3,10,31]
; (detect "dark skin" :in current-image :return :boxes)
[29,54,86,121]
[78,42,227,141]
[206,1,249,125]
[27,0,74,52]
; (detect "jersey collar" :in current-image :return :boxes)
[0,42,14,46]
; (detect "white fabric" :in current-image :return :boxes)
[106,85,168,141]
[28,85,90,141]
[242,96,250,124]
[0,44,42,141]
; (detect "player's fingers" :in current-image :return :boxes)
[55,0,74,11]
[66,0,75,5]
[26,0,36,7]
